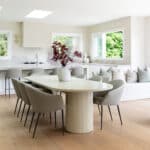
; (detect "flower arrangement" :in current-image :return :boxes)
[52,41,82,67]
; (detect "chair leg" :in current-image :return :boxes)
[24,105,31,127]
[117,105,123,125]
[32,113,41,138]
[55,111,57,128]
[101,105,103,130]
[20,103,26,122]
[29,112,35,132]
[42,113,45,118]
[5,76,7,96]
[61,110,65,135]
[97,104,101,115]
[14,98,19,115]
[17,100,22,118]
[49,112,52,124]
[8,78,10,98]
[108,105,113,121]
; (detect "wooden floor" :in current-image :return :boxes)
[0,95,150,150]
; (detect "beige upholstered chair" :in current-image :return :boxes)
[17,80,31,126]
[71,67,86,79]
[30,68,45,75]
[11,79,22,116]
[5,68,22,97]
[93,80,125,129]
[25,84,65,138]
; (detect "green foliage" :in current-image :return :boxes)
[0,34,8,56]
[106,31,123,58]
[53,36,73,51]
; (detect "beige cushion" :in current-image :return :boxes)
[138,68,150,82]
[112,70,125,82]
[126,70,137,83]
[99,69,112,82]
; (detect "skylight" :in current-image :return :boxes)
[25,9,52,19]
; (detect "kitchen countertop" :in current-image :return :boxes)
[0,62,124,71]
[0,63,90,71]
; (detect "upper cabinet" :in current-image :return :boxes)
[22,22,50,48]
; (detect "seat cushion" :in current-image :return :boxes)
[93,96,104,104]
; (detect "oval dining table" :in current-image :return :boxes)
[25,75,113,134]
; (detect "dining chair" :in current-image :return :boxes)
[71,67,86,79]
[30,68,45,75]
[93,80,125,130]
[5,68,22,98]
[11,78,22,116]
[17,80,31,126]
[25,84,65,138]
[89,74,112,118]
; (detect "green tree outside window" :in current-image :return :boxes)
[0,34,8,56]
[106,31,123,58]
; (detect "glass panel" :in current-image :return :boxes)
[106,31,123,58]
[52,36,73,51]
[0,33,8,56]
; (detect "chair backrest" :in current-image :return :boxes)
[6,68,22,79]
[71,67,85,78]
[17,80,30,105]
[31,68,45,75]
[11,78,21,99]
[25,85,64,113]
[102,80,125,105]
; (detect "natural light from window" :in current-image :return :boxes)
[52,33,82,52]
[0,32,11,59]
[92,30,124,59]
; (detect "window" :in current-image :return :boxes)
[52,33,82,52]
[0,31,11,59]
[92,30,124,59]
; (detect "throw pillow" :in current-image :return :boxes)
[138,68,150,82]
[126,69,138,83]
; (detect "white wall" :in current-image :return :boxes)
[0,17,147,67]
[130,17,145,68]
[86,17,131,65]
[85,16,146,68]
[144,17,150,66]
[0,22,87,65]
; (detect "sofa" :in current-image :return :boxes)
[87,65,150,101]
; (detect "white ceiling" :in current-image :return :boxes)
[0,0,150,26]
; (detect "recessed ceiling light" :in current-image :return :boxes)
[25,9,53,19]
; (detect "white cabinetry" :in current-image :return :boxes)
[22,22,49,48]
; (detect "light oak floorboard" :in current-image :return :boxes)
[0,95,150,150]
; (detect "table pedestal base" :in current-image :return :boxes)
[65,92,93,133]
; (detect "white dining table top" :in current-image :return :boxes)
[25,75,113,92]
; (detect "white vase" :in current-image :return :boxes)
[58,67,71,82]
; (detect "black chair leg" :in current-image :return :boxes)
[108,105,113,121]
[61,110,65,135]
[55,111,57,128]
[29,112,35,132]
[32,113,41,138]
[24,105,31,127]
[20,103,26,122]
[98,104,101,115]
[17,100,22,118]
[117,105,123,125]
[49,112,52,124]
[5,76,6,96]
[14,98,19,115]
[8,78,10,98]
[101,105,103,130]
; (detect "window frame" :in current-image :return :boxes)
[0,30,12,60]
[92,28,125,61]
[51,32,83,52]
